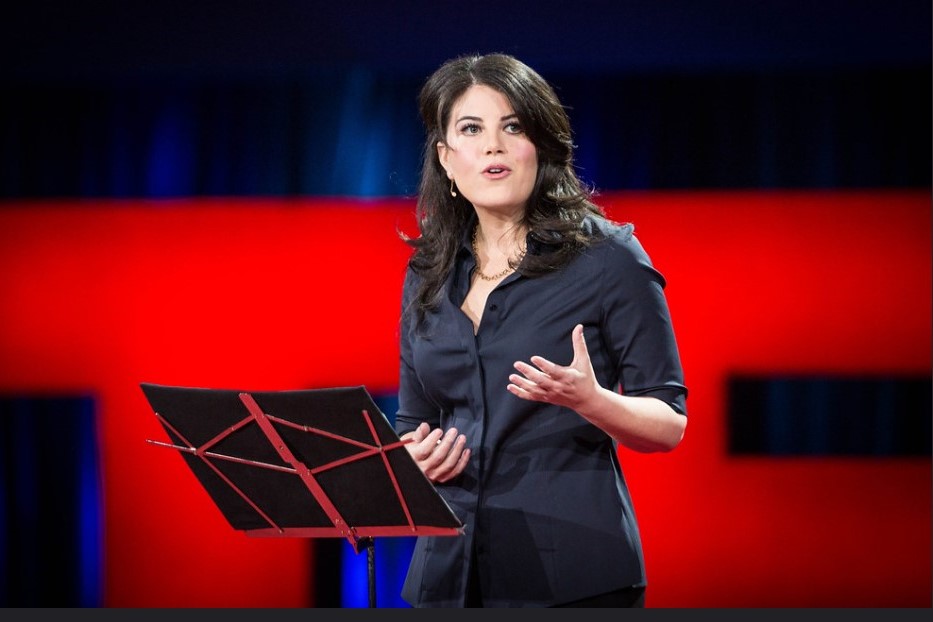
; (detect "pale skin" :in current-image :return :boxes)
[401,85,686,483]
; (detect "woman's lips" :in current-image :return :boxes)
[483,165,511,179]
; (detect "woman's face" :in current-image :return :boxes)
[438,84,538,216]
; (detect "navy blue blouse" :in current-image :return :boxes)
[395,214,687,607]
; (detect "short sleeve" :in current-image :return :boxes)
[598,226,688,415]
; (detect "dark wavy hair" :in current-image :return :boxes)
[403,53,608,324]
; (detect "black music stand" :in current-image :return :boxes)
[140,382,463,608]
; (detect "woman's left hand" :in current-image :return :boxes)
[509,323,686,452]
[507,323,600,411]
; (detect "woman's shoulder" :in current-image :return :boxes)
[401,262,424,293]
[582,214,641,256]
[580,215,667,291]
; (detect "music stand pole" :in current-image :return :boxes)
[360,537,376,608]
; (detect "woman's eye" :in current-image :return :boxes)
[504,122,524,134]
[459,123,481,135]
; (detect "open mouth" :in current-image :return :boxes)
[484,165,511,176]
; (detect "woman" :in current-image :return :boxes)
[395,53,688,608]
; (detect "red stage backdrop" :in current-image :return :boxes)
[0,190,929,607]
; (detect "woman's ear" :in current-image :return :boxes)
[436,141,450,175]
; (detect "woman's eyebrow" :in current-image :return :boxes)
[454,113,518,123]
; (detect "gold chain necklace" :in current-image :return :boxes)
[471,226,525,281]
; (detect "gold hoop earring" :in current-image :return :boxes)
[449,178,457,198]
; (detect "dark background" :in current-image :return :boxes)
[2,0,930,198]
